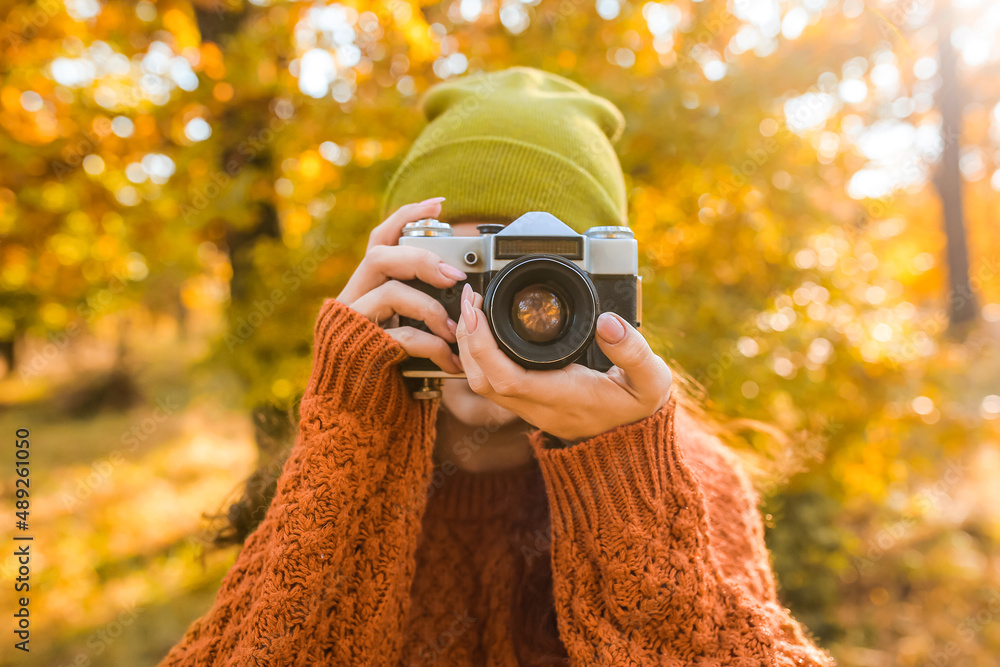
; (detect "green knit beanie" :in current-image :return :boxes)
[382,66,628,232]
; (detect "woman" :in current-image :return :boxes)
[160,67,834,666]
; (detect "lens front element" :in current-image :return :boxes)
[511,284,565,343]
[483,254,599,370]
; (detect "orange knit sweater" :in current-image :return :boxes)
[159,298,835,666]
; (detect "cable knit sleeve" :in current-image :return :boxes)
[158,298,438,667]
[528,390,835,666]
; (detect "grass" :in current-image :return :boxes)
[0,333,259,666]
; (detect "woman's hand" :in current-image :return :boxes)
[337,197,467,374]
[455,284,673,442]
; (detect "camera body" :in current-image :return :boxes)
[398,211,641,378]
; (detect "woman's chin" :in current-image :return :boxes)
[440,379,522,427]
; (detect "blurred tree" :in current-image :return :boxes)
[933,4,977,329]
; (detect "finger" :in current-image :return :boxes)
[368,198,446,249]
[455,300,495,397]
[352,280,458,343]
[386,326,463,375]
[461,283,485,311]
[459,296,529,398]
[339,245,466,304]
[594,313,673,406]
[366,245,466,288]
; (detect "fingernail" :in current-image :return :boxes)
[462,299,478,333]
[461,282,473,304]
[597,313,625,343]
[439,262,467,281]
[447,318,458,335]
[419,196,446,205]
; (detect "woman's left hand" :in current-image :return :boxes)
[455,284,673,442]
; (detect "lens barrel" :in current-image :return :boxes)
[483,254,599,370]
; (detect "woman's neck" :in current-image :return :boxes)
[433,407,535,473]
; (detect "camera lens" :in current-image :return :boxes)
[483,254,599,370]
[511,284,565,343]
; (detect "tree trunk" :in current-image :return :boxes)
[934,6,978,331]
[0,339,13,377]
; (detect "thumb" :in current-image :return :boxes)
[594,313,673,402]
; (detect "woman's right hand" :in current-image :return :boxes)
[336,197,466,374]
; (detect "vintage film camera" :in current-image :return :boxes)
[398,211,641,398]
